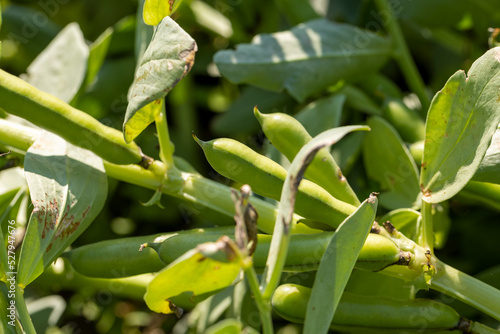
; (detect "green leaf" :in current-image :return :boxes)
[17,131,107,287]
[362,116,420,210]
[0,289,20,333]
[0,167,27,283]
[21,23,89,103]
[190,1,233,38]
[0,188,25,283]
[144,237,241,314]
[84,27,113,90]
[214,19,392,102]
[135,0,154,62]
[303,194,378,334]
[295,94,344,137]
[124,16,197,143]
[473,127,500,184]
[143,0,184,26]
[420,47,500,203]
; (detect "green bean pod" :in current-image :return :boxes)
[272,284,467,332]
[147,229,407,273]
[0,69,150,166]
[62,227,235,278]
[254,108,360,206]
[194,135,356,228]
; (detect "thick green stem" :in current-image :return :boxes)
[244,265,273,334]
[418,199,434,252]
[14,285,36,334]
[431,260,500,322]
[155,101,175,168]
[0,69,147,165]
[373,0,430,112]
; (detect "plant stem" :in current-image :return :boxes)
[470,321,500,334]
[244,264,273,334]
[155,100,175,168]
[373,0,430,112]
[260,220,291,300]
[0,119,40,153]
[14,285,36,334]
[431,259,500,322]
[418,199,434,252]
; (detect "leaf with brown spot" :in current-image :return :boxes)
[17,131,107,287]
[124,16,197,143]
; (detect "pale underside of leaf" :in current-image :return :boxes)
[21,23,89,103]
[17,132,107,287]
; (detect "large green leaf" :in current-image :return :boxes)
[144,237,241,314]
[362,116,420,210]
[473,127,500,184]
[17,131,107,287]
[420,47,500,203]
[214,19,392,102]
[21,23,89,103]
[124,16,197,143]
[303,195,377,334]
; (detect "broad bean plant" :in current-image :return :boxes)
[0,0,499,333]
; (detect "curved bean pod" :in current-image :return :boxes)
[194,135,356,228]
[0,69,150,166]
[254,108,359,206]
[272,284,467,332]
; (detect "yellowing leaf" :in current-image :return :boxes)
[143,0,183,26]
[144,237,241,314]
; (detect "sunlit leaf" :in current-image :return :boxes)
[214,19,392,102]
[303,194,378,334]
[261,125,370,303]
[363,116,420,210]
[144,237,241,314]
[124,16,197,143]
[17,132,107,287]
[420,47,500,203]
[21,23,88,103]
[143,0,184,26]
